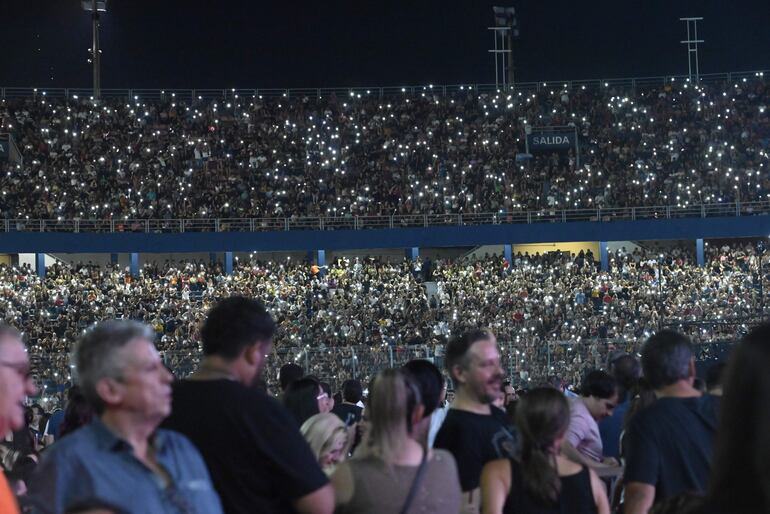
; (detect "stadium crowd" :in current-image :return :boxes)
[0,240,764,398]
[0,295,768,514]
[1,77,769,221]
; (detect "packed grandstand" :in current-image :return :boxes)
[0,239,760,401]
[1,75,768,224]
[1,66,770,514]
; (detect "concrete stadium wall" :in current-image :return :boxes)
[0,215,766,254]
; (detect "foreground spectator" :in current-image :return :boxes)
[480,387,609,514]
[331,368,461,513]
[704,362,726,397]
[162,296,333,514]
[0,325,36,514]
[279,363,305,394]
[300,413,351,476]
[434,329,518,514]
[623,330,719,514]
[331,379,364,426]
[562,370,620,468]
[27,320,222,514]
[599,353,641,460]
[284,377,325,426]
[402,359,445,447]
[694,324,770,514]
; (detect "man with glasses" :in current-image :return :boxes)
[0,325,36,514]
[27,320,222,514]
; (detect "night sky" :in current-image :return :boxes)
[2,0,769,89]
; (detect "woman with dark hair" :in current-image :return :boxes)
[58,386,94,439]
[481,387,609,514]
[692,323,770,514]
[283,377,325,426]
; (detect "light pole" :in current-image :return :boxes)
[758,241,765,317]
[82,1,107,100]
[680,17,704,82]
[489,7,519,91]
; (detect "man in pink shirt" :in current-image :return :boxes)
[562,370,620,468]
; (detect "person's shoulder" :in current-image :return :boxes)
[157,428,201,453]
[40,424,97,462]
[431,448,458,468]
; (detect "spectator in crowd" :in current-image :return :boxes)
[623,330,719,514]
[319,382,335,412]
[331,368,462,514]
[428,375,449,448]
[562,370,620,469]
[283,377,325,426]
[332,379,364,427]
[162,296,333,514]
[27,320,223,514]
[434,329,519,514]
[693,323,770,514]
[57,386,94,439]
[704,361,727,396]
[402,359,445,446]
[599,353,641,460]
[300,413,351,476]
[480,387,610,514]
[279,363,305,393]
[0,325,36,514]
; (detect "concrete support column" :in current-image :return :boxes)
[696,239,705,267]
[130,253,139,278]
[110,253,118,265]
[503,244,513,271]
[35,253,46,279]
[405,247,419,261]
[224,252,233,275]
[600,242,609,272]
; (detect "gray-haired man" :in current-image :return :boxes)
[623,330,719,514]
[27,320,223,514]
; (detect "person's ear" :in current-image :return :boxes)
[688,357,697,381]
[95,377,124,407]
[451,364,467,386]
[412,403,426,427]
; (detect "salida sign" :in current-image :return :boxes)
[526,132,574,151]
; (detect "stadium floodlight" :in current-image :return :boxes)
[82,0,107,100]
[81,0,106,11]
[680,17,704,82]
[489,7,519,91]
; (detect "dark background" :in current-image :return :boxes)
[2,0,768,88]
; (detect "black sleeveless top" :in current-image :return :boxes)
[503,459,597,514]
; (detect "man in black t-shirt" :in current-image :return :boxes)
[162,297,333,514]
[331,379,363,426]
[434,328,518,514]
[624,330,719,514]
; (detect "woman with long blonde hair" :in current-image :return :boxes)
[301,413,352,476]
[331,368,462,514]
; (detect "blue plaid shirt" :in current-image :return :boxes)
[27,419,223,514]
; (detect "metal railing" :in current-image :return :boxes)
[3,200,769,234]
[1,70,766,101]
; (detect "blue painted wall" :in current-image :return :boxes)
[0,216,766,253]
